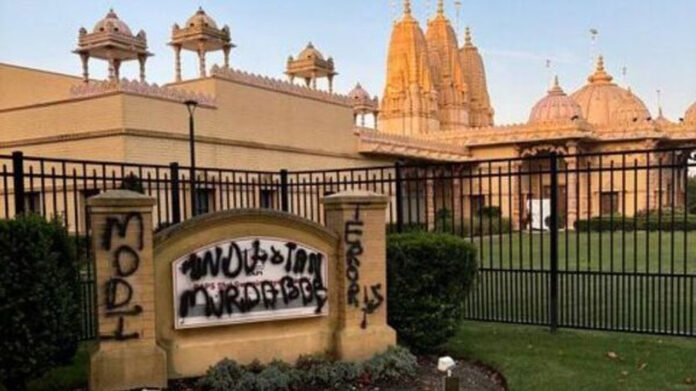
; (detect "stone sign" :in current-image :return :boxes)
[173,237,328,329]
[88,190,396,390]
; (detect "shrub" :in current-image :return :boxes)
[387,232,478,353]
[199,346,417,391]
[363,345,418,382]
[574,212,696,231]
[0,214,80,391]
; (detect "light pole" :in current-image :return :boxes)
[184,99,199,216]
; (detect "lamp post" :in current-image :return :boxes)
[184,99,199,216]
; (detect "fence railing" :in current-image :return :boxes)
[1,147,695,339]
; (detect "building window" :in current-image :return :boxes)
[24,192,42,214]
[470,195,485,216]
[600,191,619,215]
[260,189,275,209]
[195,188,215,215]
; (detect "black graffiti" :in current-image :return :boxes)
[101,212,143,251]
[360,284,384,329]
[345,204,384,329]
[180,240,324,282]
[99,317,139,341]
[344,205,364,307]
[99,213,142,341]
[178,276,328,318]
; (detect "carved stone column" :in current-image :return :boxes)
[323,191,396,360]
[80,53,90,83]
[223,45,231,68]
[88,190,166,391]
[174,44,182,82]
[328,74,334,93]
[197,42,207,78]
[113,59,122,81]
[137,54,147,83]
[564,156,578,229]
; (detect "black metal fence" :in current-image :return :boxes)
[1,147,695,339]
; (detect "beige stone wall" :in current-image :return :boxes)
[0,63,82,109]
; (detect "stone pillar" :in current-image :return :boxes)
[174,45,182,82]
[137,55,147,83]
[323,190,396,361]
[565,156,578,229]
[107,57,116,82]
[80,53,89,83]
[425,174,435,231]
[197,42,207,78]
[88,190,167,391]
[223,45,231,68]
[113,59,122,81]
[328,74,334,93]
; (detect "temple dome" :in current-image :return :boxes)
[571,55,650,127]
[528,76,583,124]
[298,42,325,61]
[611,88,651,125]
[349,83,371,101]
[186,7,218,29]
[92,9,133,36]
[685,101,696,124]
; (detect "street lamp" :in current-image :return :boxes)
[184,99,199,216]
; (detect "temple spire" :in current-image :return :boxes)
[437,0,444,15]
[464,26,472,46]
[404,0,412,16]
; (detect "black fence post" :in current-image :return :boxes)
[170,162,181,224]
[280,169,289,212]
[395,161,404,233]
[549,153,559,332]
[12,151,25,216]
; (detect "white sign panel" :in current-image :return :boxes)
[172,237,328,329]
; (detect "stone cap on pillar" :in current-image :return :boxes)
[322,190,388,210]
[87,189,155,211]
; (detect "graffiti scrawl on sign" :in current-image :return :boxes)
[172,237,328,329]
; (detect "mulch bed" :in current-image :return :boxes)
[167,356,506,391]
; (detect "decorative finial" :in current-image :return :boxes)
[464,26,472,46]
[404,0,412,16]
[454,0,462,32]
[437,0,444,14]
[548,75,564,94]
[657,89,663,116]
[596,55,605,72]
[197,6,204,13]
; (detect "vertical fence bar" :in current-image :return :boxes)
[395,161,404,233]
[170,162,181,224]
[549,153,559,332]
[12,151,25,216]
[280,169,289,212]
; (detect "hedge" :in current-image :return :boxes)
[574,213,696,231]
[0,214,81,391]
[386,232,478,353]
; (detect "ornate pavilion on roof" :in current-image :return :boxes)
[0,3,694,229]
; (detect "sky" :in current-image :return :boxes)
[1,0,695,124]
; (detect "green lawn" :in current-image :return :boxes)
[473,231,696,273]
[448,321,696,391]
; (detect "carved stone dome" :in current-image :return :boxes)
[611,89,651,125]
[685,101,696,124]
[529,77,583,125]
[570,56,650,127]
[349,83,371,101]
[298,42,324,61]
[186,7,218,29]
[92,9,133,36]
